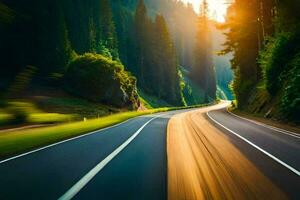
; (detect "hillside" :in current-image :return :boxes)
[0,0,223,129]
[221,0,300,124]
[0,0,183,107]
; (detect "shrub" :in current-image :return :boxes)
[260,31,300,95]
[281,53,300,121]
[7,105,28,124]
[65,53,139,108]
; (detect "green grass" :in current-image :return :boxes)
[36,97,117,118]
[28,113,75,124]
[0,113,13,126]
[8,101,40,113]
[1,101,76,126]
[139,95,153,109]
[0,103,211,159]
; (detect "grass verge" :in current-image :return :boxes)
[0,113,13,126]
[0,103,211,160]
[1,101,76,127]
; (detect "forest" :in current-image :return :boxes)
[0,2,299,198]
[1,0,299,125]
[0,0,221,114]
[220,0,300,122]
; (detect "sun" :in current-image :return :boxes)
[180,0,229,23]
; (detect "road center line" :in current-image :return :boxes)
[206,111,300,177]
[58,114,165,200]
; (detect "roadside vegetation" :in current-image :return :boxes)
[0,103,211,160]
[0,101,75,128]
[0,0,237,160]
[221,0,300,124]
[65,53,139,108]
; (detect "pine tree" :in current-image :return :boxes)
[35,0,72,75]
[219,0,270,106]
[193,0,216,100]
[99,0,118,59]
[154,15,181,104]
[134,0,150,87]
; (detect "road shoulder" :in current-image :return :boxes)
[230,109,300,134]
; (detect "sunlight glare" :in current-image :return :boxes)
[180,0,229,22]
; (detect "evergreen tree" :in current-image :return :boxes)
[154,15,181,104]
[133,0,150,86]
[67,1,91,53]
[30,0,72,76]
[1,0,190,106]
[132,0,183,105]
[112,0,131,66]
[220,0,274,106]
[193,0,216,100]
[99,0,118,59]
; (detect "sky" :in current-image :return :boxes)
[180,0,230,22]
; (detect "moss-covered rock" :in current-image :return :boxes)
[65,53,139,108]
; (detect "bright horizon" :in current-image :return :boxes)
[180,0,230,22]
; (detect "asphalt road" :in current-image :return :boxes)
[0,103,299,200]
[207,108,300,199]
[0,109,186,200]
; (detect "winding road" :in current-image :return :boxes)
[0,102,299,200]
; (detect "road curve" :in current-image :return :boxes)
[167,102,300,200]
[0,102,299,200]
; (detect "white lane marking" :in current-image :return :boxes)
[58,114,165,200]
[207,111,300,176]
[227,110,300,139]
[0,116,143,164]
